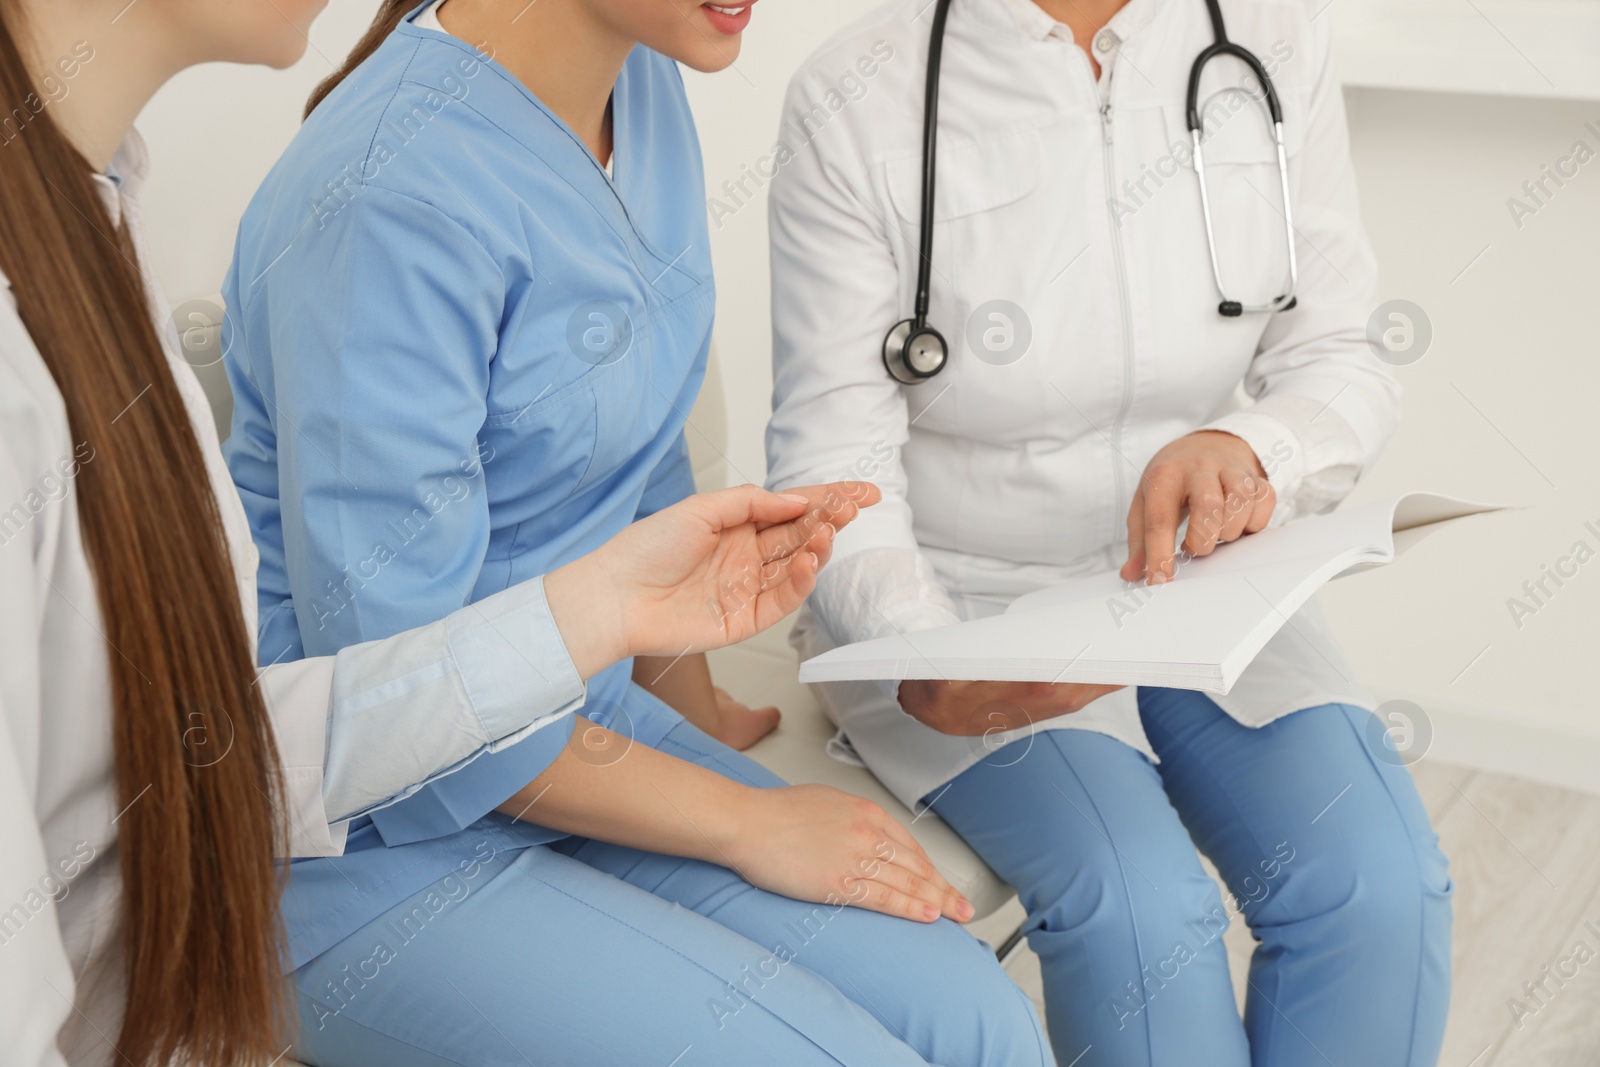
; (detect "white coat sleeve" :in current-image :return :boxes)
[0,383,73,1067]
[765,66,961,652]
[264,573,587,857]
[1199,14,1401,523]
[0,708,73,1067]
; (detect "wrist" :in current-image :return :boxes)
[545,551,629,679]
[695,775,765,865]
[896,679,931,715]
[1192,429,1267,478]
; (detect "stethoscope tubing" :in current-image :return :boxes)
[1186,14,1299,316]
[913,0,956,329]
[887,0,1300,382]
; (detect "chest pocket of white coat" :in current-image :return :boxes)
[883,129,1044,335]
[881,129,1045,434]
[1162,87,1310,305]
[884,128,1043,225]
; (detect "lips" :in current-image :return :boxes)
[701,0,755,35]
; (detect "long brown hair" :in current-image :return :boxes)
[305,0,417,117]
[0,7,286,1065]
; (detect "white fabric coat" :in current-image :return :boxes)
[765,0,1399,807]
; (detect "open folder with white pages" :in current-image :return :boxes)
[797,493,1506,694]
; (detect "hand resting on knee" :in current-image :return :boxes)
[502,481,977,925]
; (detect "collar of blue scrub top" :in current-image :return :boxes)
[394,0,624,188]
[389,14,703,292]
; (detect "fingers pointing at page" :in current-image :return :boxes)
[1122,431,1275,585]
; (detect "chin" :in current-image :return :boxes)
[679,38,743,73]
[215,31,309,70]
[263,42,312,70]
[233,0,325,69]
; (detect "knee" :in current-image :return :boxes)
[1246,706,1454,963]
[1353,842,1453,951]
[1026,844,1230,953]
[1268,829,1452,957]
[972,981,1051,1067]
[919,923,1052,1067]
[1023,856,1240,1055]
[963,972,1052,1067]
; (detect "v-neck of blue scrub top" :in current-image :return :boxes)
[221,8,716,969]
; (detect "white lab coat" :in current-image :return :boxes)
[765,0,1400,807]
[0,133,585,1066]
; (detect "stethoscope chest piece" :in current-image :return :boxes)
[883,318,949,384]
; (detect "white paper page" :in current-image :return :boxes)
[1007,492,1491,615]
[797,550,1348,690]
[797,493,1506,688]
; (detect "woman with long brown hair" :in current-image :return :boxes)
[0,2,885,1064]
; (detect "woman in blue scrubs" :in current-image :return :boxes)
[223,1,1050,1064]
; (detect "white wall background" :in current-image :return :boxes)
[135,3,385,302]
[135,0,1600,794]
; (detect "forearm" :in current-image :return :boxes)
[494,716,748,865]
[632,651,719,730]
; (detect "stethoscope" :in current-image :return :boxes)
[883,0,1300,385]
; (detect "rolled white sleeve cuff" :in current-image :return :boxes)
[810,548,962,707]
[446,573,586,745]
[1201,389,1372,525]
[263,575,586,857]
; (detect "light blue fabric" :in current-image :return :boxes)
[320,573,584,825]
[222,7,712,968]
[928,691,1452,1067]
[290,715,1052,1067]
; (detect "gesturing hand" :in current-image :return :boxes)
[724,784,974,924]
[548,482,880,676]
[1121,431,1275,585]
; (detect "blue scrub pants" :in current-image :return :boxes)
[928,690,1452,1067]
[291,717,1051,1067]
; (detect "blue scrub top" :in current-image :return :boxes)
[222,8,713,968]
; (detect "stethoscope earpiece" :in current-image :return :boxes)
[883,318,949,385]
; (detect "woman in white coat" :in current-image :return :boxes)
[0,2,935,1065]
[765,0,1451,1063]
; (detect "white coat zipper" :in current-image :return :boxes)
[1099,75,1138,562]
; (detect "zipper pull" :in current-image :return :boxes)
[1100,102,1113,144]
